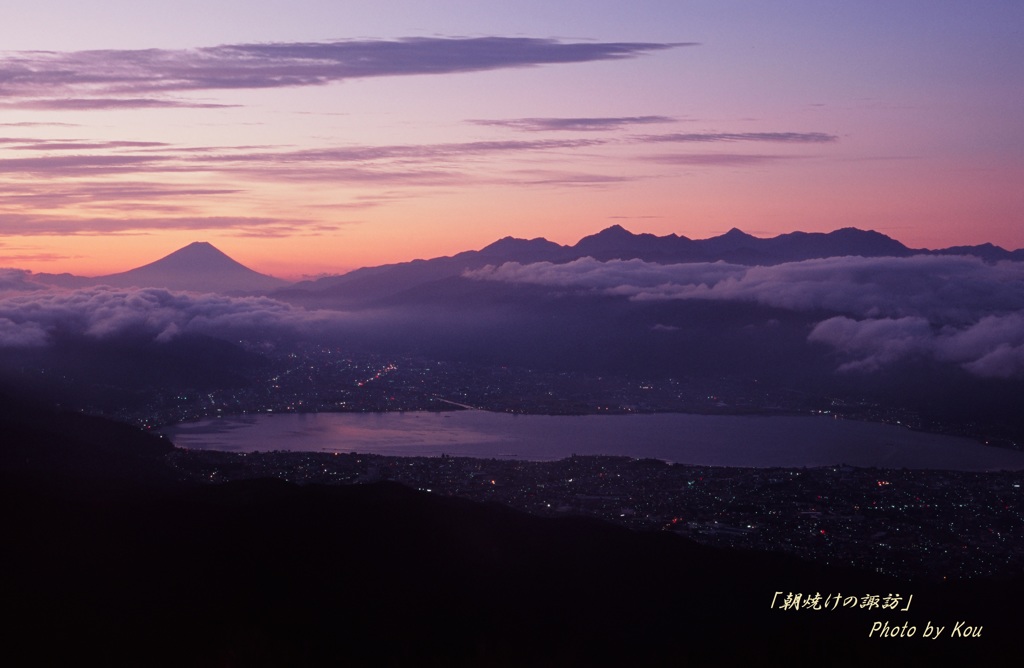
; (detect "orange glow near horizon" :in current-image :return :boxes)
[0,4,1021,278]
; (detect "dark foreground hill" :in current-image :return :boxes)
[3,400,1021,666]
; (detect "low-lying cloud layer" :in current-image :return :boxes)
[807,314,1024,378]
[0,268,47,293]
[467,254,1024,378]
[0,286,355,347]
[6,254,1021,379]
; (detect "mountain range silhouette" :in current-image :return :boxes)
[31,226,1024,295]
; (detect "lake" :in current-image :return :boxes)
[161,410,1024,471]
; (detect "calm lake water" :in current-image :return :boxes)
[161,410,1024,471]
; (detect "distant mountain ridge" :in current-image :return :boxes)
[279,225,1023,307]
[38,242,288,293]
[26,227,1024,297]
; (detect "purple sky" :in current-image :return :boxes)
[0,1,1021,278]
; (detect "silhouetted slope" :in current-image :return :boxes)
[933,243,1024,262]
[479,235,567,262]
[3,406,1021,666]
[572,224,702,262]
[0,333,267,418]
[0,392,175,487]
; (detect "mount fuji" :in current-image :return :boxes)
[87,242,289,293]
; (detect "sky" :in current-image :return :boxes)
[1,1,1022,279]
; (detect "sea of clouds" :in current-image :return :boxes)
[467,254,1024,378]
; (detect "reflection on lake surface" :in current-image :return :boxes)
[161,410,1024,471]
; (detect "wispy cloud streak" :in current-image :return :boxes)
[196,138,607,165]
[0,38,683,104]
[0,98,238,110]
[3,139,169,151]
[471,116,676,132]
[0,135,611,195]
[0,214,327,237]
[638,132,837,143]
[642,153,797,166]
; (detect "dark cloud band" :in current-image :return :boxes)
[0,38,684,102]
